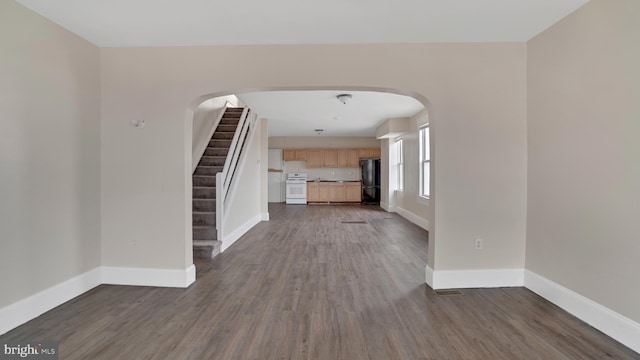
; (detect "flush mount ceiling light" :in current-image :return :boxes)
[336,94,352,104]
[314,129,324,135]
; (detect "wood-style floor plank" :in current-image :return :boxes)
[1,203,638,359]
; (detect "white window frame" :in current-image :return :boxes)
[396,138,404,191]
[419,125,430,199]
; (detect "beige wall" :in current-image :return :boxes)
[432,47,527,271]
[527,0,640,323]
[0,2,101,307]
[100,43,527,273]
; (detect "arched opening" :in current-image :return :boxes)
[186,86,434,277]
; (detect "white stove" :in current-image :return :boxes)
[285,173,308,204]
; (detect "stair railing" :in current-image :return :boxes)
[215,108,258,242]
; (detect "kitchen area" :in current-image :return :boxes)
[267,137,381,205]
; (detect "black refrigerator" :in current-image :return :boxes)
[360,158,381,204]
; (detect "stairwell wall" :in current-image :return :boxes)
[0,2,101,308]
[220,117,268,251]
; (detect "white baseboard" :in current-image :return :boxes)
[0,264,196,336]
[380,202,391,212]
[426,267,524,289]
[395,206,429,231]
[102,264,196,288]
[220,214,262,253]
[525,270,640,354]
[0,267,101,335]
[261,212,270,221]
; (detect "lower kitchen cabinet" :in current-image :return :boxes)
[345,182,362,202]
[307,182,320,202]
[307,181,361,203]
[319,182,344,202]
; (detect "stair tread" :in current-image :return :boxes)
[193,186,216,189]
[193,211,215,214]
[193,198,216,201]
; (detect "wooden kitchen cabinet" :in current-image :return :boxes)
[323,149,338,167]
[319,182,345,202]
[348,149,360,167]
[337,149,349,167]
[358,148,370,158]
[358,147,381,159]
[345,182,362,202]
[306,149,323,168]
[285,147,379,167]
[283,149,307,161]
[307,182,320,202]
[308,181,361,203]
[294,149,307,160]
[283,149,295,161]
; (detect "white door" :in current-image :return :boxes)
[268,149,284,202]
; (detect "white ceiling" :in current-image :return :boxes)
[16,0,589,47]
[237,91,424,137]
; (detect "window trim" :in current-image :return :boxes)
[396,137,404,191]
[419,125,430,200]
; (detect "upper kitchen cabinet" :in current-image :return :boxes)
[294,149,307,161]
[358,148,371,158]
[283,149,295,161]
[306,149,324,168]
[347,149,360,167]
[283,148,308,161]
[337,149,349,167]
[282,147,380,167]
[323,149,338,167]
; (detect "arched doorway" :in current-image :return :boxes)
[186,86,434,279]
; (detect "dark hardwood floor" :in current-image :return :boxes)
[2,203,638,359]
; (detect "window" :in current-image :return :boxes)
[419,125,430,198]
[396,138,404,190]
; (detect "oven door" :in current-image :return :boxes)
[286,181,307,199]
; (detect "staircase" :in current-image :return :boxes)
[192,107,243,259]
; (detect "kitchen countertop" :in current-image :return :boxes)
[307,180,361,183]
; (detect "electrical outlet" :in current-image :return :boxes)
[475,238,483,250]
